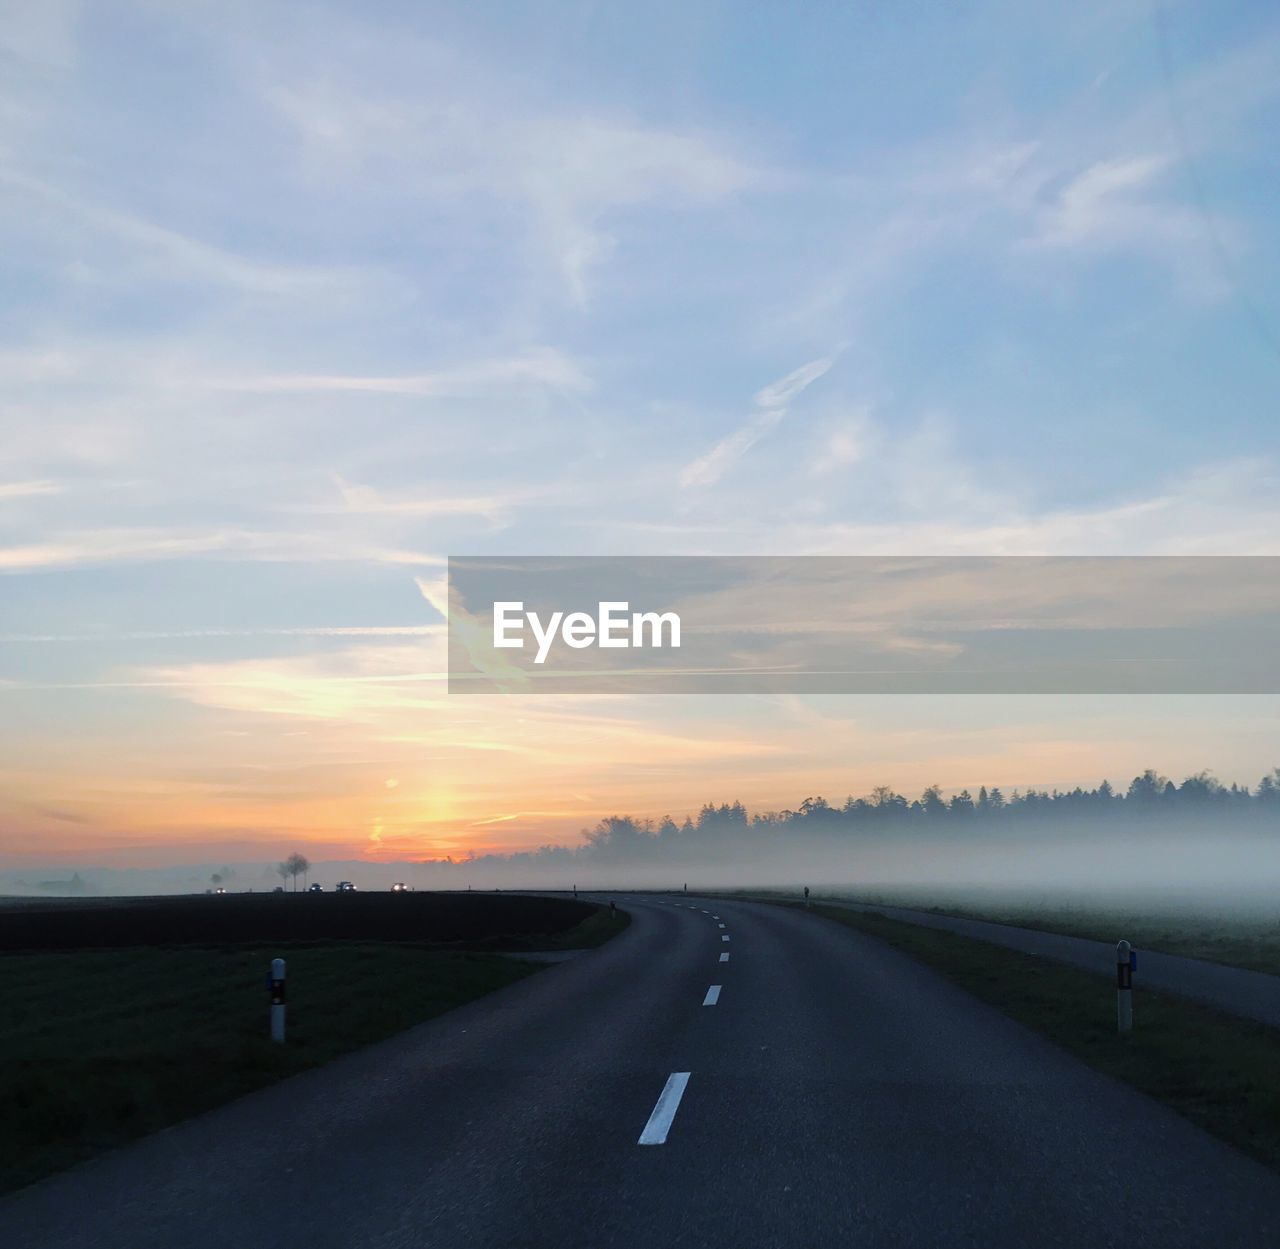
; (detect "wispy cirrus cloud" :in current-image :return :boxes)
[205,347,591,398]
[679,409,787,490]
[0,168,382,298]
[1025,153,1220,285]
[0,625,441,643]
[317,477,536,527]
[0,530,237,573]
[752,357,834,408]
[0,478,62,501]
[634,457,1280,557]
[264,71,757,306]
[0,526,446,573]
[681,356,834,489]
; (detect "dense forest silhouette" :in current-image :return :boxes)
[453,769,1280,870]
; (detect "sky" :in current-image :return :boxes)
[2,0,1280,869]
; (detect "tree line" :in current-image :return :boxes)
[457,768,1280,867]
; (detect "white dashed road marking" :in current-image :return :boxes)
[638,1073,691,1146]
[703,985,721,1006]
[719,952,730,962]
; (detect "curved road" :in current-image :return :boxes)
[3,896,1279,1248]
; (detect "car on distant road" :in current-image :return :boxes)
[308,883,323,893]
[391,882,407,892]
[336,881,356,892]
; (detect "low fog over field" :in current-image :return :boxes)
[6,769,1280,918]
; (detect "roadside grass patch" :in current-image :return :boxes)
[726,887,1280,976]
[535,904,631,950]
[829,893,1280,976]
[0,944,535,1194]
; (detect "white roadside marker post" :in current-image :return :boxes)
[270,957,287,1043]
[1116,941,1133,1034]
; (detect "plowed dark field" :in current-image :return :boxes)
[0,892,594,952]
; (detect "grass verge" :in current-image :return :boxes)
[0,944,538,1195]
[530,904,631,950]
[730,888,1280,976]
[838,894,1280,976]
[805,904,1280,1172]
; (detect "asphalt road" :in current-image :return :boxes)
[4,895,1280,1248]
[811,897,1280,1029]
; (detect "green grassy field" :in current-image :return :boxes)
[805,904,1280,1172]
[0,903,631,1195]
[0,944,540,1194]
[532,903,630,949]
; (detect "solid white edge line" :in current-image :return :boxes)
[638,1072,691,1145]
[702,984,721,1006]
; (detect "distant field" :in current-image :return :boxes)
[725,887,1280,976]
[0,894,629,1194]
[828,893,1280,976]
[0,891,596,952]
